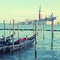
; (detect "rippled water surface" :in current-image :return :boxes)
[0,24,60,60]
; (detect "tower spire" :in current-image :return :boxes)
[39,5,42,21]
[39,4,41,12]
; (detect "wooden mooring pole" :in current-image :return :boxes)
[42,21,44,41]
[12,19,14,51]
[10,20,12,39]
[18,21,21,60]
[35,20,38,60]
[18,22,20,39]
[33,21,35,34]
[51,19,54,50]
[4,20,6,42]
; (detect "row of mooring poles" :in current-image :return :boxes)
[41,17,54,50]
[35,20,38,60]
[40,17,54,50]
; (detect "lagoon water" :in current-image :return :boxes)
[0,24,60,60]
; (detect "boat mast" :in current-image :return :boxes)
[4,20,6,42]
[35,20,38,60]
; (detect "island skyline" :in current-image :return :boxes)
[0,0,60,23]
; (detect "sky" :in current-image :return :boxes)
[0,0,60,23]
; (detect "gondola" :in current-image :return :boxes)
[0,34,36,53]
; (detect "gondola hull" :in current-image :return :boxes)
[0,34,35,53]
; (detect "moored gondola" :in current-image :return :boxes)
[0,34,35,53]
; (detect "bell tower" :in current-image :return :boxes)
[39,5,42,21]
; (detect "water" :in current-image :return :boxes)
[0,24,60,60]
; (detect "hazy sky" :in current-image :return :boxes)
[0,0,60,23]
